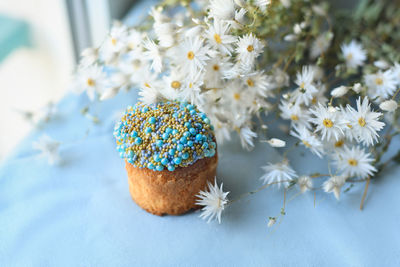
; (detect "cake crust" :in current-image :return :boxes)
[126,153,218,216]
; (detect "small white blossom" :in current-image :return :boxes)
[331,85,349,98]
[267,217,277,227]
[236,33,264,72]
[33,135,61,165]
[205,19,237,55]
[209,0,236,21]
[297,176,313,193]
[374,60,390,69]
[352,82,363,93]
[292,66,318,105]
[309,104,348,141]
[260,161,298,188]
[310,32,333,59]
[365,70,397,100]
[79,47,98,67]
[323,175,346,200]
[142,38,163,73]
[255,0,271,12]
[379,99,398,112]
[72,65,107,101]
[196,178,229,224]
[290,126,324,158]
[341,40,367,69]
[346,97,385,146]
[267,138,286,148]
[333,146,376,179]
[238,125,257,150]
[279,100,312,129]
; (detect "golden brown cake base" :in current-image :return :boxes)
[125,154,218,216]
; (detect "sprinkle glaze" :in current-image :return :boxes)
[114,101,216,171]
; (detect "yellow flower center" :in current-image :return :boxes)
[302,140,311,148]
[358,117,366,127]
[348,159,358,166]
[87,78,95,87]
[171,81,181,89]
[144,82,151,88]
[233,93,241,100]
[375,78,383,85]
[335,139,344,147]
[247,45,254,52]
[312,96,317,105]
[290,114,299,121]
[187,51,195,60]
[213,64,220,71]
[300,82,305,89]
[111,38,117,46]
[323,118,333,128]
[247,79,254,87]
[189,82,193,89]
[214,33,222,44]
[346,53,353,60]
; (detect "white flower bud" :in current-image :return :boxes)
[379,99,398,112]
[374,60,389,69]
[284,34,297,42]
[297,176,313,193]
[352,83,362,93]
[267,138,286,147]
[267,217,276,227]
[331,85,349,98]
[293,24,302,34]
[100,87,119,101]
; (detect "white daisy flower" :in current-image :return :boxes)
[205,19,237,55]
[309,104,348,141]
[172,36,212,78]
[271,68,289,89]
[297,176,313,193]
[238,125,257,150]
[125,29,143,51]
[310,32,333,59]
[204,57,232,88]
[290,126,324,158]
[341,40,367,69]
[392,62,400,85]
[142,37,163,73]
[33,135,61,165]
[292,66,318,106]
[333,146,376,179]
[73,64,107,101]
[154,22,177,47]
[243,71,272,97]
[196,178,229,224]
[162,69,186,100]
[365,69,397,100]
[254,0,271,12]
[79,47,98,67]
[179,71,205,107]
[209,0,236,21]
[323,175,347,200]
[346,97,385,146]
[235,33,264,72]
[279,100,312,129]
[105,23,128,53]
[260,161,298,188]
[230,7,247,29]
[379,99,398,112]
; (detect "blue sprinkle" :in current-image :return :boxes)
[148,162,155,169]
[174,157,182,165]
[153,154,161,162]
[183,131,190,138]
[127,150,134,157]
[168,165,175,171]
[135,137,142,145]
[131,131,138,137]
[162,133,169,140]
[180,137,187,144]
[195,134,203,141]
[165,127,172,134]
[156,165,164,171]
[177,144,184,151]
[172,129,179,135]
[184,122,191,128]
[204,118,210,124]
[169,148,176,156]
[182,152,189,160]
[189,128,197,135]
[186,104,194,110]
[156,140,163,147]
[149,117,156,124]
[145,127,152,134]
[209,149,216,157]
[161,158,169,166]
[203,142,209,149]
[190,109,196,115]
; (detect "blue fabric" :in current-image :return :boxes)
[2,2,400,266]
[0,14,30,62]
[1,89,400,266]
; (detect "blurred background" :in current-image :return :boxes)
[0,0,140,161]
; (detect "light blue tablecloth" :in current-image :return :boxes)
[1,89,400,266]
[1,1,400,266]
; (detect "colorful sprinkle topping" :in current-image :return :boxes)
[113,101,216,171]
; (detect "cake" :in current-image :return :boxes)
[113,101,218,215]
